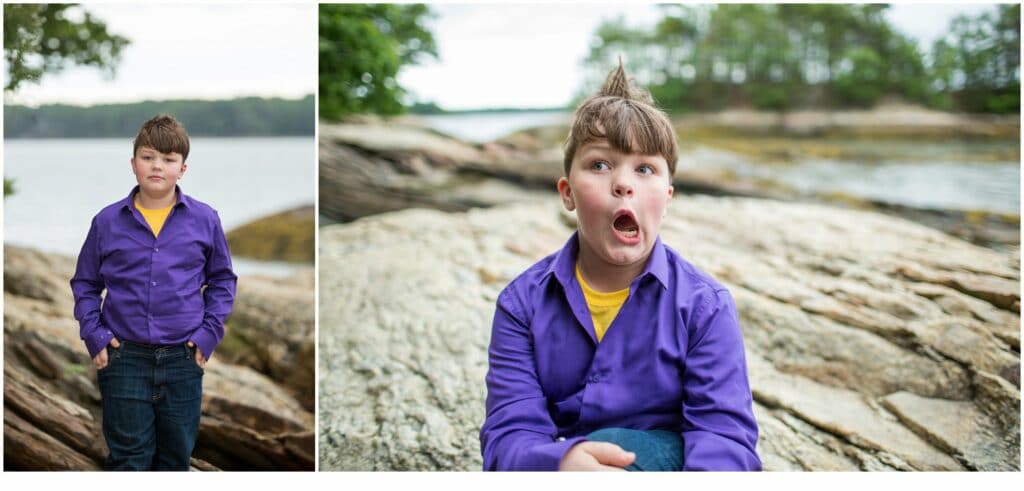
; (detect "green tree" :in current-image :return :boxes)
[580,4,992,112]
[319,4,437,119]
[832,46,885,106]
[3,4,129,92]
[4,3,129,197]
[930,4,1019,113]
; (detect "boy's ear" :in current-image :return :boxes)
[557,177,575,211]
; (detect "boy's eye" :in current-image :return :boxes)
[591,161,610,171]
[637,164,655,175]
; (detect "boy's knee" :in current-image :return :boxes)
[586,428,683,472]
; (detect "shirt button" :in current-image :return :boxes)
[151,281,157,286]
[589,375,600,383]
[556,437,566,442]
[154,247,159,252]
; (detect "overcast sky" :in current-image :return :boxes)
[3,2,1000,109]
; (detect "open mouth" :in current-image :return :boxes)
[613,212,639,239]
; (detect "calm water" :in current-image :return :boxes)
[418,111,570,143]
[4,137,314,277]
[422,111,1020,214]
[684,144,1020,214]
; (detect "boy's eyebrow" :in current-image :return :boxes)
[578,141,614,153]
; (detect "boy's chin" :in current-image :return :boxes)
[597,241,652,267]
[138,181,172,194]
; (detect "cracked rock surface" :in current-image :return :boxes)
[3,245,315,470]
[318,198,1019,471]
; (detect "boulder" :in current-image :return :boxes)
[3,244,314,470]
[318,197,1019,471]
[226,205,315,263]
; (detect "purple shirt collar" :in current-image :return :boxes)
[119,184,194,211]
[539,231,671,291]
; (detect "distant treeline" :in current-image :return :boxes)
[582,4,1020,113]
[4,95,314,138]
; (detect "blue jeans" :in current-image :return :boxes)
[97,341,203,471]
[586,428,684,471]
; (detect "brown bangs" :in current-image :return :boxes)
[563,62,678,176]
[133,114,190,160]
[564,96,678,176]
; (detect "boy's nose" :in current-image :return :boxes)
[613,181,634,198]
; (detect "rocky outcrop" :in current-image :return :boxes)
[3,244,314,471]
[674,103,1019,139]
[215,271,315,410]
[317,198,1019,471]
[318,121,551,223]
[225,205,315,263]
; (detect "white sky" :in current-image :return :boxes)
[5,2,317,106]
[2,1,1001,109]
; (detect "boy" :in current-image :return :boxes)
[479,64,760,471]
[70,114,237,471]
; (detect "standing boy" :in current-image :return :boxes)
[71,114,237,471]
[480,64,760,471]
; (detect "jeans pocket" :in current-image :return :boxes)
[98,344,119,372]
[186,344,204,373]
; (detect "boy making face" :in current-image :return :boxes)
[558,140,673,292]
[71,115,237,470]
[480,64,760,471]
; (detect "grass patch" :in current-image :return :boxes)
[63,363,86,377]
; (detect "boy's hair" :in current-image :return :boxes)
[563,62,678,176]
[133,114,190,161]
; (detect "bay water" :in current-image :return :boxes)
[4,137,314,277]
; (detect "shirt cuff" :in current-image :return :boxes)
[84,328,115,359]
[524,436,588,471]
[189,328,219,361]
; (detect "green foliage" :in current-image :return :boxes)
[5,95,314,138]
[319,4,437,119]
[582,4,1018,113]
[930,4,1020,113]
[4,4,130,92]
[4,177,14,198]
[832,47,885,106]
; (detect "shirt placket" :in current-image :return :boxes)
[134,204,179,345]
[573,278,647,435]
[127,206,157,344]
[565,279,615,435]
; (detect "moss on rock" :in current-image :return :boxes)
[226,205,314,263]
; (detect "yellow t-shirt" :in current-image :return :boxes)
[134,196,174,238]
[575,263,630,342]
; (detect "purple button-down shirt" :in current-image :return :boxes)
[480,233,760,471]
[70,186,237,360]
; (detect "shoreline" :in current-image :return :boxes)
[319,119,1019,252]
[393,102,1021,141]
